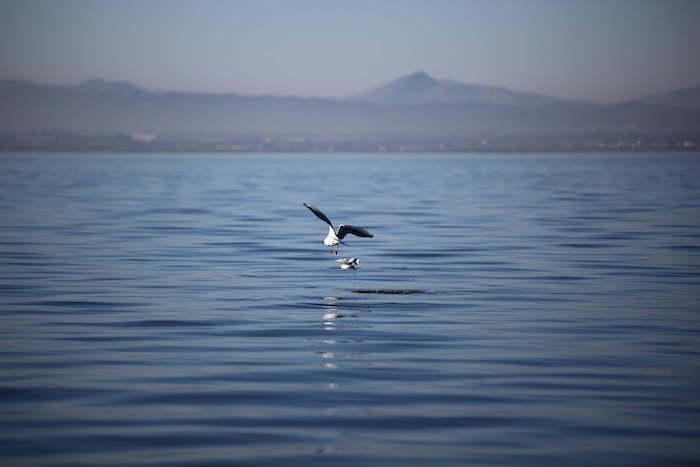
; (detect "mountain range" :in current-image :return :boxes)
[1,72,699,150]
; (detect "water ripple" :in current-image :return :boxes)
[1,152,699,466]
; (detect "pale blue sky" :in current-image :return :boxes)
[1,0,699,101]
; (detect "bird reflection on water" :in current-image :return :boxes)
[336,257,359,270]
[322,296,344,321]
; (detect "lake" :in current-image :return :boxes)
[1,152,699,466]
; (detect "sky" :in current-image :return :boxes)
[1,0,699,102]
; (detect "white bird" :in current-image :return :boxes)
[303,203,373,254]
[336,257,359,269]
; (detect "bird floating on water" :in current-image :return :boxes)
[336,257,359,269]
[303,203,373,254]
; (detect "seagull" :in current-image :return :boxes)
[336,257,359,269]
[303,203,373,254]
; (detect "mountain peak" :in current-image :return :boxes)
[354,71,563,107]
[353,71,440,104]
[401,70,438,85]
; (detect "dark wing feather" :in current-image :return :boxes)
[303,203,333,228]
[337,224,373,239]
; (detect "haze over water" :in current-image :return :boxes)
[1,152,699,465]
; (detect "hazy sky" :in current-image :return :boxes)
[1,0,699,102]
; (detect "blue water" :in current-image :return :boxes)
[1,152,699,466]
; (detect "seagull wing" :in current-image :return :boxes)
[337,224,373,239]
[303,203,333,228]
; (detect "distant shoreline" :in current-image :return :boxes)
[2,148,699,155]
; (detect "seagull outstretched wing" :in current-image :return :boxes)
[337,225,373,239]
[303,203,333,228]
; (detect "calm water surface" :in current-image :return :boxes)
[1,152,699,466]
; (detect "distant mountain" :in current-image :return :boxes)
[74,78,146,96]
[352,71,563,107]
[0,78,145,96]
[1,76,699,150]
[634,85,700,109]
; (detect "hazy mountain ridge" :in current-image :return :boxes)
[635,85,700,109]
[1,73,699,151]
[352,71,565,107]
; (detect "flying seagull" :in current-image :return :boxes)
[303,203,373,254]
